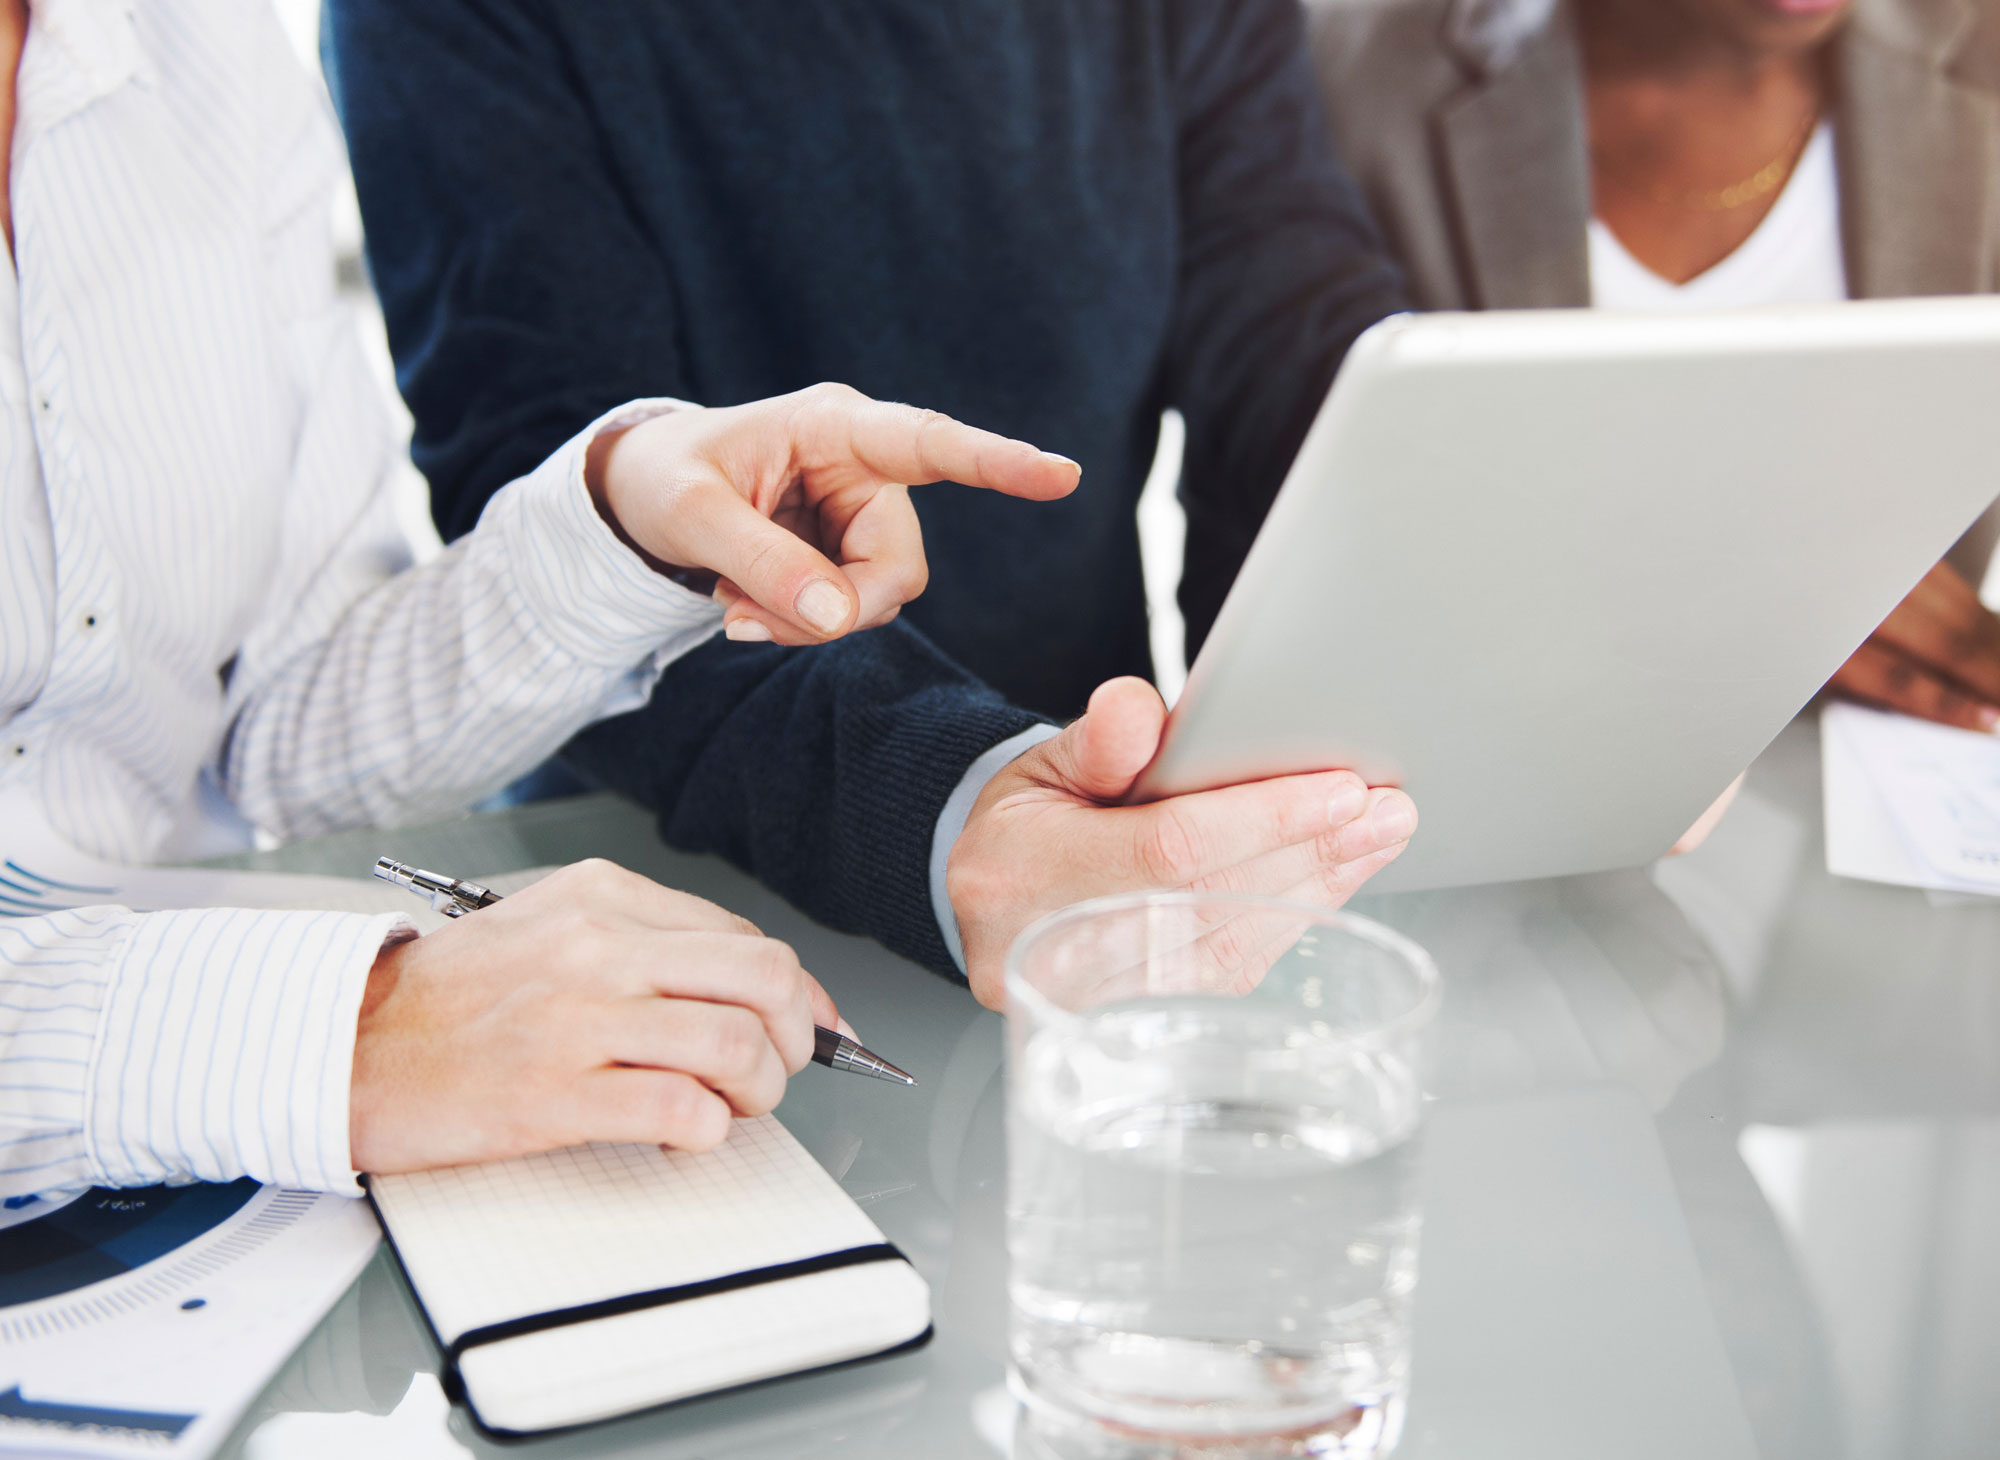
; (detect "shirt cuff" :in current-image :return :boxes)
[929,723,1061,975]
[85,908,411,1194]
[484,398,725,673]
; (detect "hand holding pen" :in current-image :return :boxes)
[351,859,911,1175]
[375,857,913,1086]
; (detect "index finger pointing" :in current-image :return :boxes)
[812,394,1080,501]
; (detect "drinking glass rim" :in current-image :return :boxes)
[1003,890,1442,1048]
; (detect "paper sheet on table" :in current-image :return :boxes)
[0,792,449,928]
[1821,702,2000,897]
[0,1188,380,1460]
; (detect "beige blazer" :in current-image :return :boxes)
[1306,0,2000,566]
[1307,0,2000,306]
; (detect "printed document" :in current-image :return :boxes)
[1821,702,2000,896]
[0,793,464,1459]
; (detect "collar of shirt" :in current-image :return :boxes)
[19,0,143,151]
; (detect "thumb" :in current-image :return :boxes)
[1035,677,1168,804]
[676,486,860,642]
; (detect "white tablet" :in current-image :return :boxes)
[1138,298,2000,892]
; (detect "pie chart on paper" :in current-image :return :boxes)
[0,1180,380,1456]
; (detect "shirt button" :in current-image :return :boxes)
[6,741,26,760]
[77,608,102,633]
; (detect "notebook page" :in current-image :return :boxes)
[368,1115,886,1342]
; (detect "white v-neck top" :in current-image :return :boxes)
[1588,123,1848,309]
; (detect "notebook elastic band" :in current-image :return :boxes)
[442,1242,908,1369]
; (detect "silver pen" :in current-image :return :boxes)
[373,857,915,1086]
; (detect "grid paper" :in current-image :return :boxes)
[369,1115,885,1341]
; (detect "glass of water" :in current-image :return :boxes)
[1005,892,1440,1460]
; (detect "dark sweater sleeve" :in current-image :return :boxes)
[1163,0,1410,658]
[325,0,1041,974]
[326,0,671,538]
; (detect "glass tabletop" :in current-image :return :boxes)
[210,713,2000,1460]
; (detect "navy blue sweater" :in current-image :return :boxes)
[327,0,1405,973]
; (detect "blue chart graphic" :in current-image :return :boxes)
[0,856,117,918]
[0,1180,259,1309]
[0,1387,195,1439]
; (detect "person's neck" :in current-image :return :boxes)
[0,0,26,255]
[1578,0,1829,284]
[1580,0,1802,90]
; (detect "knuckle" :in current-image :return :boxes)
[694,1103,733,1150]
[651,1076,722,1148]
[670,887,747,935]
[1204,919,1260,978]
[557,858,641,909]
[911,409,952,480]
[1136,808,1202,886]
[651,1079,699,1139]
[710,1007,767,1078]
[737,950,801,1020]
[740,531,795,587]
[1312,824,1351,873]
[734,1062,786,1117]
[802,381,862,413]
[678,1093,733,1151]
[758,937,804,990]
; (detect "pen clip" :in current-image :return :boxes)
[375,856,484,916]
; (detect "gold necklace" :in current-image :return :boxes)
[1594,107,1821,213]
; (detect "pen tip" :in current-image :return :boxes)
[868,1056,917,1087]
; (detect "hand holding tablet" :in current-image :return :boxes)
[1143,298,2000,891]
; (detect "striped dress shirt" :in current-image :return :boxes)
[0,0,722,1198]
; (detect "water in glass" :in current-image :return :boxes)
[1009,998,1425,1456]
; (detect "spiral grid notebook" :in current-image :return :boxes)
[367,1116,932,1436]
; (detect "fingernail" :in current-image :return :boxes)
[1369,797,1417,843]
[724,619,773,642]
[796,580,850,635]
[1038,450,1080,470]
[1980,707,2000,733]
[1327,781,1367,825]
[837,1018,860,1041]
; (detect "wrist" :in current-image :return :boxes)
[578,405,719,587]
[585,424,674,573]
[349,931,419,1174]
[930,723,1059,979]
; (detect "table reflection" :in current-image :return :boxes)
[222,714,2000,1459]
